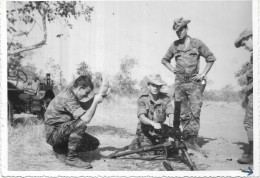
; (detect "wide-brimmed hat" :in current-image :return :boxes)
[147,74,166,86]
[235,28,252,48]
[173,17,191,31]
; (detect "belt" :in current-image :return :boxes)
[176,73,194,82]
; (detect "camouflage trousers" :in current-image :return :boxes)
[45,118,100,152]
[244,93,253,141]
[175,82,203,137]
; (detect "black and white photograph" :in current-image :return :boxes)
[1,0,260,176]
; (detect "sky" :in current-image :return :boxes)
[16,1,252,90]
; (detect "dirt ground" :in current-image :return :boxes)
[8,98,253,171]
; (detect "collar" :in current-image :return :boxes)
[140,91,164,105]
[68,87,80,102]
[175,36,196,52]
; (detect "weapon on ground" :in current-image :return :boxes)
[107,124,196,171]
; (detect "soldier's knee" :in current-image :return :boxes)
[88,138,100,150]
[93,139,100,150]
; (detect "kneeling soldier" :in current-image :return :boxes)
[44,75,109,168]
[129,74,181,151]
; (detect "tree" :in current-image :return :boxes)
[92,72,102,88]
[113,57,138,96]
[20,62,42,80]
[76,62,93,79]
[139,76,148,91]
[45,58,67,91]
[7,1,93,56]
[218,85,239,102]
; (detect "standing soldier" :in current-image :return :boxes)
[161,17,216,148]
[44,75,110,168]
[235,28,253,164]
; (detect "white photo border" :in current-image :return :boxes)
[1,0,260,177]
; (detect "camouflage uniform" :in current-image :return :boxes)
[162,37,216,137]
[235,28,253,164]
[129,92,174,149]
[44,87,99,152]
[244,54,253,142]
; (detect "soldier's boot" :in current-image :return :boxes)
[65,149,92,169]
[53,145,68,154]
[238,141,253,164]
[53,145,68,162]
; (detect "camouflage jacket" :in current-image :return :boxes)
[246,53,253,93]
[162,36,216,82]
[136,92,174,131]
[44,87,86,127]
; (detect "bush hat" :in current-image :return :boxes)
[173,17,191,31]
[147,74,166,86]
[235,28,252,48]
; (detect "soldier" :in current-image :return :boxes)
[44,75,109,168]
[128,74,181,151]
[235,28,253,164]
[161,17,216,148]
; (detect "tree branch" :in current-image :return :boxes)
[7,20,36,50]
[8,11,47,56]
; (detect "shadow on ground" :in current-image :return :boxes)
[87,125,135,138]
[197,136,217,147]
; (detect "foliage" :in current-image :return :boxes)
[45,58,67,91]
[113,57,138,96]
[76,62,93,79]
[204,84,240,102]
[139,76,148,91]
[20,63,42,80]
[7,1,94,56]
[92,72,102,88]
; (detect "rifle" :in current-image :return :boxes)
[108,124,196,171]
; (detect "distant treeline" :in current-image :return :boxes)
[203,89,241,102]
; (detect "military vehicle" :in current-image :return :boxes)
[8,67,55,124]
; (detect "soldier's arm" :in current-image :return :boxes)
[80,94,103,124]
[161,43,176,73]
[198,40,216,77]
[139,114,161,129]
[201,62,214,77]
[137,97,161,129]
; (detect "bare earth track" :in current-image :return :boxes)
[8,98,253,171]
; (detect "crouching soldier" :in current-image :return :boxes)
[235,28,253,164]
[44,75,109,168]
[128,74,181,151]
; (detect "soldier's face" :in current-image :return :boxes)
[76,86,92,99]
[176,26,187,39]
[241,36,253,51]
[147,83,162,95]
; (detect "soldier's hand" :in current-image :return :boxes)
[98,75,110,98]
[191,74,204,82]
[94,94,104,104]
[152,122,161,130]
